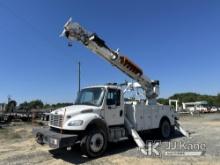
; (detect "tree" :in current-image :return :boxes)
[51,103,73,109]
[18,101,29,112]
[28,100,44,110]
[44,104,51,109]
[6,100,17,112]
[157,98,169,105]
[160,92,220,107]
[215,93,220,106]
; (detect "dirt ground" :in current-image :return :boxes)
[1,113,220,165]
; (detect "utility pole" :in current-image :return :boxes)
[78,62,81,93]
[7,95,11,103]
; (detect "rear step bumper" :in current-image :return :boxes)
[32,127,78,148]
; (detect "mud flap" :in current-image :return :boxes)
[175,121,190,137]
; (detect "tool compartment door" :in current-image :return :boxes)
[143,105,153,130]
[125,102,147,131]
[134,103,145,131]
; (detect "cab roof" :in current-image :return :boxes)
[82,84,121,90]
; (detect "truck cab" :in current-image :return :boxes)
[49,85,124,130]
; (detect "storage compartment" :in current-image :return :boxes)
[125,102,145,131]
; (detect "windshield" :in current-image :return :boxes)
[75,87,105,106]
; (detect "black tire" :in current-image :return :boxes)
[36,133,44,145]
[159,119,171,139]
[171,125,175,135]
[80,128,107,158]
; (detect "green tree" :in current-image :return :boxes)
[215,93,220,106]
[18,101,29,112]
[51,103,73,109]
[165,92,220,106]
[157,98,169,105]
[44,104,51,109]
[28,100,44,109]
[6,100,17,112]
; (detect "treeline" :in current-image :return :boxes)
[158,92,220,106]
[4,92,220,112]
[5,100,73,112]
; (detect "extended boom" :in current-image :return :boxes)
[61,18,159,103]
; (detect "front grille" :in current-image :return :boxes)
[49,114,63,127]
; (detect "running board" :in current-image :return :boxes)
[175,121,189,137]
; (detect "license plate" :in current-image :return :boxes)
[50,138,58,145]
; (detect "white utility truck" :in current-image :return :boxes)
[33,18,188,157]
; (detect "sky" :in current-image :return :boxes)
[0,0,220,104]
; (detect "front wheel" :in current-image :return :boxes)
[80,128,107,158]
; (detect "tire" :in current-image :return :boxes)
[80,128,107,158]
[159,119,171,139]
[36,133,44,145]
[171,125,175,135]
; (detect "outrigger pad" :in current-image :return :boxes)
[175,121,190,137]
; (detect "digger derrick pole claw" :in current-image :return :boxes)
[60,18,160,102]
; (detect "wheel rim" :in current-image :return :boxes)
[90,133,104,153]
[162,121,170,138]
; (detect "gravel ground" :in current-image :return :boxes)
[0,113,220,165]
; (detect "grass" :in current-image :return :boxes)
[0,128,9,135]
[0,127,22,140]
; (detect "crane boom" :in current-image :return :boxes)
[60,18,159,100]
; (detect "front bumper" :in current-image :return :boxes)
[32,127,78,148]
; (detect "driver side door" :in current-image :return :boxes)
[104,88,124,126]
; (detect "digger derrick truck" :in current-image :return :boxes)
[33,18,188,157]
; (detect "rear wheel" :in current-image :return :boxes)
[80,128,107,158]
[160,119,171,139]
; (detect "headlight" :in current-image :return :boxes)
[68,120,83,126]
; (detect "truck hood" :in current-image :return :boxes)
[51,104,99,116]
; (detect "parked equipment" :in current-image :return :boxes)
[33,18,188,157]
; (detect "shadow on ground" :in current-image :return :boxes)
[49,130,184,164]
